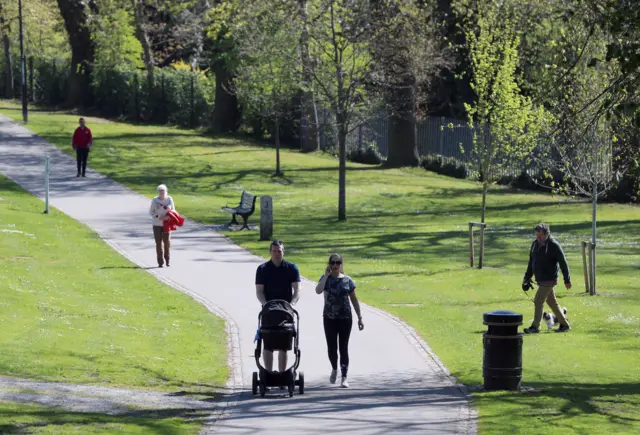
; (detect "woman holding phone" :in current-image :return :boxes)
[315,253,364,388]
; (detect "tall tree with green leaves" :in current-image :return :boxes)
[306,0,377,221]
[206,0,241,133]
[297,0,320,152]
[0,0,12,98]
[232,0,301,175]
[56,0,98,107]
[458,0,549,225]
[370,0,451,168]
[91,0,142,74]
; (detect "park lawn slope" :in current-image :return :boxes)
[0,401,206,435]
[0,174,226,432]
[2,102,640,434]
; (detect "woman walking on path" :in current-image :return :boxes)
[149,184,174,268]
[315,253,364,388]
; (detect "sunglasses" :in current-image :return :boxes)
[330,261,342,265]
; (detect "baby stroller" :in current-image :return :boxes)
[252,299,304,397]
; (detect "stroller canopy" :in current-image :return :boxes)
[261,299,295,328]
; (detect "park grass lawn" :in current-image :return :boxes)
[0,173,227,433]
[2,101,640,434]
[0,401,205,434]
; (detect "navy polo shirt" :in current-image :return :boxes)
[255,260,301,303]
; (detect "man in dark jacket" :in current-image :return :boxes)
[523,223,572,333]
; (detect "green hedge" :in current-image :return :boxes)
[17,58,213,128]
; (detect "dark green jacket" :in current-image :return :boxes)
[524,237,571,284]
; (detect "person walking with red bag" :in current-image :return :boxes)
[72,118,93,177]
[149,184,175,268]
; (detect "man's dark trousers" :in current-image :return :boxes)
[76,148,89,176]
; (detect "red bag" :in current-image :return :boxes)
[163,209,185,232]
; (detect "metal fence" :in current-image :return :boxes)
[317,111,539,178]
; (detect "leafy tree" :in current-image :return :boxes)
[533,18,628,294]
[56,0,98,107]
[91,0,143,75]
[206,0,241,133]
[0,0,12,98]
[458,0,549,224]
[231,0,301,175]
[370,0,452,168]
[306,0,377,221]
[297,0,320,152]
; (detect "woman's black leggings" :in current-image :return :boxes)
[323,316,353,376]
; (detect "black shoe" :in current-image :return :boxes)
[158,264,163,268]
[524,326,540,334]
[556,325,571,333]
[165,261,170,267]
[81,173,86,177]
[76,173,80,177]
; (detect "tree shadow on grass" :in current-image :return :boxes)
[0,407,214,435]
[98,266,158,270]
[472,381,640,432]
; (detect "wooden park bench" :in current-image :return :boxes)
[222,191,257,230]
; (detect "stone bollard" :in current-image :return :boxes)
[260,196,273,241]
[482,310,523,391]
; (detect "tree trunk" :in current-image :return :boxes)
[211,60,240,133]
[297,0,320,152]
[133,0,154,90]
[338,124,347,221]
[56,0,96,108]
[386,85,420,167]
[275,118,282,176]
[0,3,12,99]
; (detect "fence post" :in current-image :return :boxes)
[479,224,485,269]
[51,59,57,104]
[439,116,445,156]
[469,223,475,267]
[190,73,195,128]
[28,56,34,102]
[469,222,487,269]
[133,72,140,122]
[300,113,308,150]
[589,243,597,296]
[358,124,363,148]
[581,241,590,293]
[160,72,167,124]
[43,155,50,214]
[587,242,594,295]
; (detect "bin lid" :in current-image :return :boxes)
[483,310,523,325]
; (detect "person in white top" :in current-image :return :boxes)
[149,184,175,267]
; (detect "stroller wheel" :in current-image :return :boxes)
[298,372,304,395]
[252,372,258,395]
[288,379,294,398]
[259,379,266,397]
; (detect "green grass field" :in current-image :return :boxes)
[0,401,208,435]
[2,101,639,434]
[0,173,227,433]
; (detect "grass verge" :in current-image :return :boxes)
[2,101,639,434]
[0,173,227,433]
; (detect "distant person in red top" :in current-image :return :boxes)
[72,118,93,177]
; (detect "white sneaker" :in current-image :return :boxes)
[340,376,349,388]
[329,369,337,384]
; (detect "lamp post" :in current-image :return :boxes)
[18,0,28,123]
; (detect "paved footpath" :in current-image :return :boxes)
[0,115,476,434]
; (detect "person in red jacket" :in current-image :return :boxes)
[72,118,93,177]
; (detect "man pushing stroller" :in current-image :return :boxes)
[255,240,301,372]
